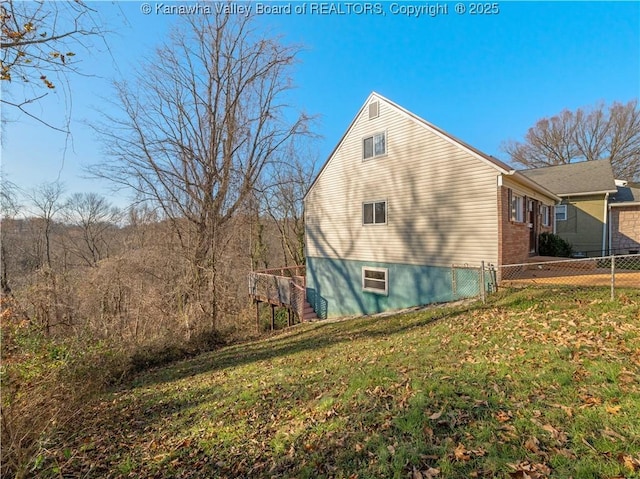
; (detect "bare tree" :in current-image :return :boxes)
[23,181,66,336]
[28,181,64,269]
[91,11,311,334]
[1,175,19,217]
[503,100,640,180]
[1,0,103,130]
[1,176,20,294]
[62,192,121,267]
[263,145,317,267]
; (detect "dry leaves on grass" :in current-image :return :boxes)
[458,302,640,368]
[495,410,513,422]
[550,403,573,417]
[409,466,440,479]
[605,404,622,415]
[508,461,552,478]
[530,419,568,445]
[618,453,640,472]
[452,443,486,462]
[524,436,541,454]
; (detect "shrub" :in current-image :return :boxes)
[1,296,128,478]
[538,232,573,257]
[1,290,230,478]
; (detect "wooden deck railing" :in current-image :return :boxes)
[248,266,306,321]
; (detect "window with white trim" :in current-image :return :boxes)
[555,204,567,221]
[363,200,386,225]
[362,267,388,295]
[540,204,550,227]
[510,193,524,222]
[363,132,386,159]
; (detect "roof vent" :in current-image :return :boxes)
[368,101,379,120]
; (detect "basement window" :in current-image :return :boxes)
[363,132,386,160]
[362,267,388,295]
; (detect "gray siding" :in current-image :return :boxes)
[305,97,501,268]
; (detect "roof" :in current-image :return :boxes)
[519,160,618,197]
[611,182,640,206]
[305,92,559,201]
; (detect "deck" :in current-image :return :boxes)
[248,266,317,328]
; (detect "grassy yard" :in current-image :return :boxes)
[42,288,639,478]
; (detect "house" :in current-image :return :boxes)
[304,93,559,319]
[519,160,618,256]
[520,160,640,256]
[609,180,640,254]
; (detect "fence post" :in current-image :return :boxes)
[480,261,486,304]
[451,265,457,297]
[610,254,616,301]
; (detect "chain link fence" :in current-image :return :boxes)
[499,254,640,299]
[451,262,498,303]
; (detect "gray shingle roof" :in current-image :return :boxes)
[519,160,617,196]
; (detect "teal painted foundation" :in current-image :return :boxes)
[306,257,484,319]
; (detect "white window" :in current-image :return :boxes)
[363,200,386,225]
[362,267,388,295]
[363,132,386,160]
[510,193,524,222]
[540,204,550,227]
[555,204,567,221]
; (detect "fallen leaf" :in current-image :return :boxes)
[552,447,576,459]
[424,467,440,478]
[525,436,540,454]
[618,453,640,471]
[428,411,442,420]
[454,443,470,461]
[551,403,573,417]
[507,461,550,479]
[605,404,622,415]
[496,410,512,422]
[541,424,567,443]
[580,395,602,408]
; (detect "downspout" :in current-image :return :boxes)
[602,192,609,256]
[608,203,613,255]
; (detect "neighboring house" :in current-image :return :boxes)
[610,180,640,254]
[304,92,559,319]
[520,160,640,256]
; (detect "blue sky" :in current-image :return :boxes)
[2,1,639,208]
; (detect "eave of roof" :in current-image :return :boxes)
[305,92,560,202]
[610,201,640,207]
[559,190,619,198]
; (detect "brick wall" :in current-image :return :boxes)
[498,186,554,265]
[611,206,640,252]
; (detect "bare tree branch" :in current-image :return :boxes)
[89,9,312,331]
[62,192,121,267]
[503,100,640,180]
[1,0,104,129]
